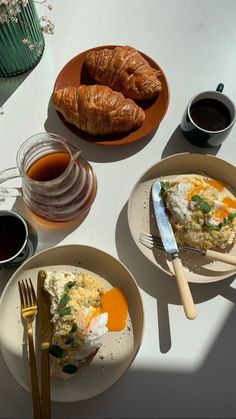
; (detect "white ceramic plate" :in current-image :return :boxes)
[0,245,144,402]
[128,152,236,283]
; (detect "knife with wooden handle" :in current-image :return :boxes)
[152,180,197,320]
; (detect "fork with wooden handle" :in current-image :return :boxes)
[18,279,41,419]
[139,232,236,266]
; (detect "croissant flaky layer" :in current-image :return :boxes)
[85,45,162,100]
[53,85,145,136]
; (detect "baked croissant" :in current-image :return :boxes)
[53,85,145,136]
[85,45,162,100]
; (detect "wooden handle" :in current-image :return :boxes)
[172,257,197,320]
[206,250,236,266]
[28,323,42,419]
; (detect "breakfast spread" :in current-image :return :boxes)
[85,45,162,100]
[43,269,129,379]
[160,174,236,250]
[53,85,145,136]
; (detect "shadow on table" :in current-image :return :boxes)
[44,96,157,163]
[115,201,236,354]
[0,69,33,108]
[161,125,221,158]
[2,303,236,418]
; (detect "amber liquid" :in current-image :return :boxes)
[27,152,71,181]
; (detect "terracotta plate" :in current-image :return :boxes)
[0,245,144,402]
[128,153,236,284]
[53,45,170,146]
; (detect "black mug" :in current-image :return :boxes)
[181,83,236,147]
[0,210,37,267]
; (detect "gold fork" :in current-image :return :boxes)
[18,278,42,419]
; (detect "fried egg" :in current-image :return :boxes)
[162,174,236,250]
[43,270,109,378]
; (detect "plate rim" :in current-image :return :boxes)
[0,244,144,402]
[53,44,170,146]
[127,152,236,284]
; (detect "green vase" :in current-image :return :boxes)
[0,0,45,77]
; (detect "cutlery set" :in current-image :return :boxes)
[151,181,196,320]
[18,279,51,419]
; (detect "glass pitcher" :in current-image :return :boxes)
[0,133,97,222]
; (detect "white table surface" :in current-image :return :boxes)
[1,0,236,417]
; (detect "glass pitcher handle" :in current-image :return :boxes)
[0,167,22,197]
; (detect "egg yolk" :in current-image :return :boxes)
[204,178,225,191]
[101,287,128,331]
[222,196,236,209]
[213,208,229,221]
[187,184,206,201]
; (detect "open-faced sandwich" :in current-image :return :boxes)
[161,174,236,251]
[41,269,128,379]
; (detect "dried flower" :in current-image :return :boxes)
[0,0,54,49]
[0,0,54,31]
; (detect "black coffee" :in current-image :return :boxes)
[190,98,231,131]
[0,215,26,261]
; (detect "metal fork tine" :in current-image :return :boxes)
[139,233,164,251]
[29,278,37,306]
[139,232,204,255]
[18,282,24,307]
[22,280,30,307]
[26,279,33,306]
[20,280,28,307]
[139,238,153,249]
[140,232,163,245]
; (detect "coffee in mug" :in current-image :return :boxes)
[0,211,29,266]
[181,83,236,147]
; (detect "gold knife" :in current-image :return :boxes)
[37,270,51,419]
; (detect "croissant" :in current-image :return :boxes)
[53,85,145,136]
[85,45,162,101]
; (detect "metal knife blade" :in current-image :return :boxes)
[151,180,197,320]
[151,180,178,257]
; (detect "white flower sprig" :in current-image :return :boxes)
[0,0,54,34]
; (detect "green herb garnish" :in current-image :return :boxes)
[222,212,236,226]
[49,344,64,358]
[64,281,76,291]
[199,201,212,213]
[62,364,78,374]
[191,195,211,213]
[191,194,201,203]
[70,322,78,333]
[58,287,72,316]
[59,293,70,310]
[228,212,236,221]
[204,221,221,231]
[60,306,73,316]
[222,217,231,226]
[65,336,74,345]
[161,181,170,192]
